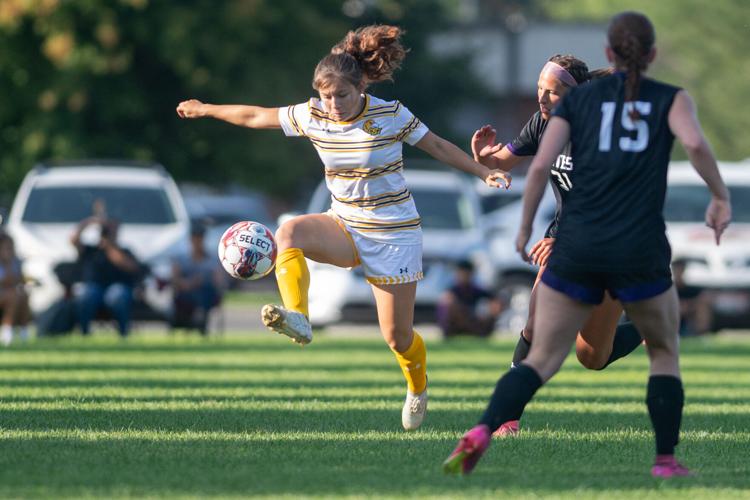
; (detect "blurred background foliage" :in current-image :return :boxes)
[0,0,747,205]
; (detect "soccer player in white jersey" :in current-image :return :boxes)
[177,25,510,430]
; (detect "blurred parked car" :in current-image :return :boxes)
[6,160,190,319]
[296,169,494,327]
[477,177,557,333]
[665,161,750,329]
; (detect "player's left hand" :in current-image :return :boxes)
[528,237,555,266]
[706,197,731,245]
[485,169,511,189]
[515,226,532,262]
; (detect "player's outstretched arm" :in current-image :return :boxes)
[415,131,511,189]
[516,116,569,261]
[668,90,731,243]
[176,99,281,129]
[471,125,524,172]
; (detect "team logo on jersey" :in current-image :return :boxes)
[362,119,382,136]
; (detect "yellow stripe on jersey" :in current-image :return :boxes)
[325,159,403,180]
[309,136,400,153]
[395,116,422,142]
[333,188,412,210]
[337,215,422,232]
[363,101,401,119]
[287,106,305,136]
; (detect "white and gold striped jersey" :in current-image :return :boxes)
[278,94,429,244]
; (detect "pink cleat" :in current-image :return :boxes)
[651,455,693,478]
[442,425,491,475]
[492,420,520,437]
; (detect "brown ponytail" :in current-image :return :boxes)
[607,12,655,116]
[313,25,407,91]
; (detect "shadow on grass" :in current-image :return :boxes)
[20,336,750,357]
[0,422,747,498]
[1,406,748,435]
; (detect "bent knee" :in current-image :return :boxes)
[274,220,308,250]
[576,346,609,371]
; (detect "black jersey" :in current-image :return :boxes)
[549,73,680,272]
[508,111,572,237]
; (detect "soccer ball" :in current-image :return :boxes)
[217,221,277,280]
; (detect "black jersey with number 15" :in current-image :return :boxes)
[549,73,680,272]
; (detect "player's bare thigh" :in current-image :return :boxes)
[274,214,358,268]
[575,292,624,369]
[525,282,594,381]
[622,286,681,377]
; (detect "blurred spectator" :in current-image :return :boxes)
[170,223,224,335]
[0,233,31,346]
[672,258,713,336]
[437,260,503,339]
[71,213,141,337]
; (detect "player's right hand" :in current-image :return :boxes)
[471,125,503,160]
[706,197,732,245]
[176,99,205,119]
[528,237,555,266]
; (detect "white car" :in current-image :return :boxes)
[477,178,557,332]
[6,161,190,318]
[665,160,750,328]
[302,168,495,327]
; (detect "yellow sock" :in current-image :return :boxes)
[274,248,310,318]
[392,331,427,394]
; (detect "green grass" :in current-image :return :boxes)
[1,333,749,499]
[222,290,280,308]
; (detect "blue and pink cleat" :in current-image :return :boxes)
[442,425,491,475]
[651,455,693,478]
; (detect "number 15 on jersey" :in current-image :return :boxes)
[599,101,652,153]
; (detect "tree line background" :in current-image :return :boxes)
[0,0,747,207]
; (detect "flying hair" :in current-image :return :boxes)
[313,25,407,91]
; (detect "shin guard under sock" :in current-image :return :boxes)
[479,364,543,432]
[274,248,310,317]
[646,375,684,455]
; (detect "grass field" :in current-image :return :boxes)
[1,332,749,499]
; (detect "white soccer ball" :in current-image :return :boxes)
[217,221,277,280]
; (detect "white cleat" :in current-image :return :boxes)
[261,304,313,345]
[401,388,428,431]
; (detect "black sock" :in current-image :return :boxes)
[479,364,543,432]
[598,321,643,370]
[511,331,531,368]
[646,375,684,455]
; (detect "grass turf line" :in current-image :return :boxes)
[0,334,748,499]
